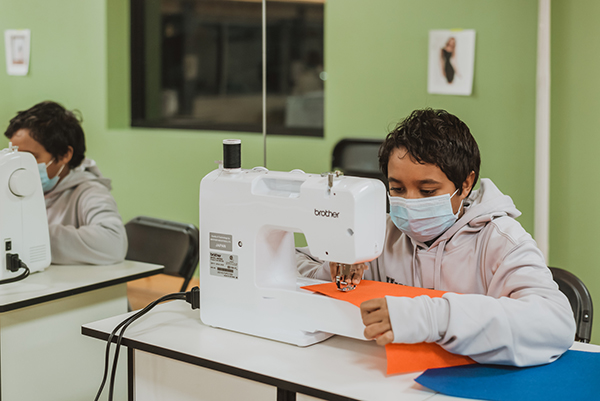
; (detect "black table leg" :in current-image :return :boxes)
[277,387,296,401]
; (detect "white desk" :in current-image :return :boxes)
[82,302,600,401]
[82,301,600,401]
[81,302,433,401]
[0,261,162,401]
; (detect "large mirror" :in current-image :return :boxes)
[131,0,325,137]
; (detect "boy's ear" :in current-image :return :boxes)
[58,146,73,166]
[461,171,476,195]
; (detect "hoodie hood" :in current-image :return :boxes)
[44,158,112,207]
[391,178,527,290]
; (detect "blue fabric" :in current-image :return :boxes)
[415,350,600,401]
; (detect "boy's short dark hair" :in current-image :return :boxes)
[4,101,86,168]
[379,108,480,196]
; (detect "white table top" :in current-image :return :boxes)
[81,301,440,401]
[0,261,163,312]
[82,301,600,401]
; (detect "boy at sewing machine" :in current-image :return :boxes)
[4,101,127,265]
[297,108,575,366]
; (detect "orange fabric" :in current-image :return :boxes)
[301,280,475,374]
[384,343,475,374]
[302,280,448,306]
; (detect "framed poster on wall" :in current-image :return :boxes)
[428,29,475,96]
[4,29,30,76]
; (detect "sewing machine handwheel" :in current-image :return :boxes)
[9,168,37,197]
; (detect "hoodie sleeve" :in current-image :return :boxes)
[296,247,381,282]
[386,221,576,367]
[296,247,331,280]
[48,182,128,265]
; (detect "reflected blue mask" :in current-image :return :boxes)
[37,160,63,193]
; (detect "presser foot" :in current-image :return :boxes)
[335,263,358,292]
[336,278,356,292]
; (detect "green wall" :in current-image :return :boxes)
[325,0,538,233]
[6,1,592,340]
[1,0,538,231]
[551,0,600,343]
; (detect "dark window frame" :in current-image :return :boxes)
[129,0,324,137]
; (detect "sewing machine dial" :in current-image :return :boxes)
[9,168,37,197]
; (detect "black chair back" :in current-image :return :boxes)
[549,266,593,343]
[332,138,385,183]
[125,216,199,292]
[332,138,388,211]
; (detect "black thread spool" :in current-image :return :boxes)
[223,139,241,170]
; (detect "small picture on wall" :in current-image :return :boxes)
[4,29,31,76]
[427,29,475,96]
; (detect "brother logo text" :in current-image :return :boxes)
[314,209,340,218]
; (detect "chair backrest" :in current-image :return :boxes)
[331,138,386,184]
[549,267,593,343]
[125,216,199,292]
[332,138,388,211]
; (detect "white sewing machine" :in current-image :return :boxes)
[0,144,51,279]
[199,156,386,346]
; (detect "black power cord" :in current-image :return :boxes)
[94,286,200,401]
[0,253,30,285]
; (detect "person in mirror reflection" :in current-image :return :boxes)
[5,101,128,265]
[297,108,575,367]
[291,50,324,95]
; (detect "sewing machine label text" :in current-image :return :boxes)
[314,209,340,218]
[210,252,238,279]
[210,232,233,252]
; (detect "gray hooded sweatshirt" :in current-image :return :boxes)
[297,178,576,366]
[44,158,128,265]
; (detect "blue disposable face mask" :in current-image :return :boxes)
[37,160,64,193]
[388,189,462,243]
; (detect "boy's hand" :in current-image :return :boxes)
[329,262,368,285]
[360,298,394,346]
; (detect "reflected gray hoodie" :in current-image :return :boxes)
[44,158,128,265]
[297,178,576,366]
